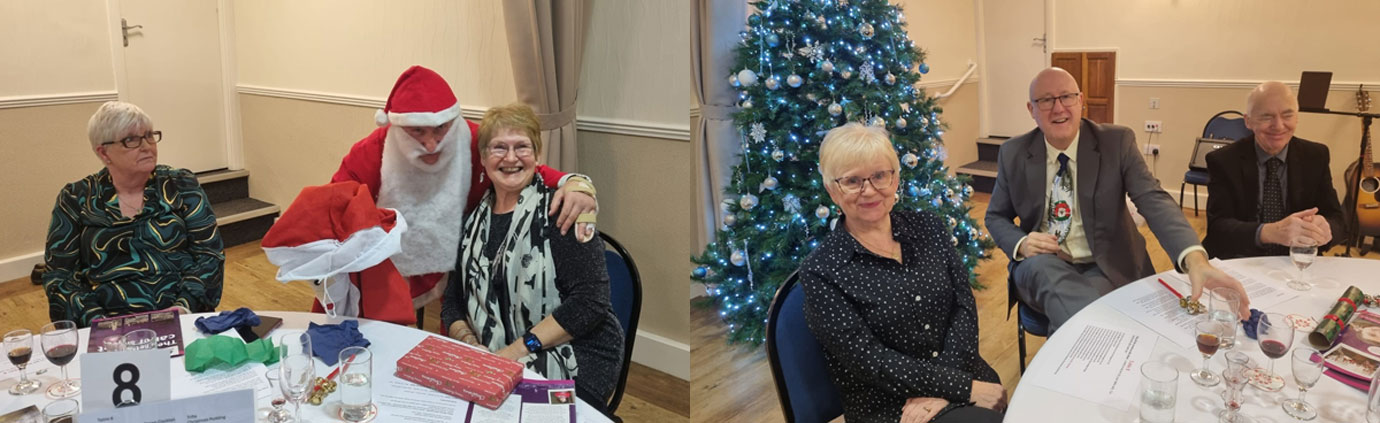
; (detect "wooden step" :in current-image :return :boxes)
[197,169,249,205]
[976,137,1008,162]
[955,160,998,193]
[211,198,279,248]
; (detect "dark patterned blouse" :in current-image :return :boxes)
[43,165,224,327]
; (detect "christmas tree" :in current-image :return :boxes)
[692,0,995,346]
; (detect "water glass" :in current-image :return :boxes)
[1140,362,1178,423]
[42,398,79,423]
[1283,348,1323,420]
[123,328,159,351]
[4,329,42,395]
[1368,370,1380,422]
[1220,351,1252,423]
[1208,288,1240,350]
[338,346,376,422]
[1192,320,1224,387]
[278,332,315,423]
[1288,237,1316,291]
[40,320,80,399]
[1252,313,1291,392]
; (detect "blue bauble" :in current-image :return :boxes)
[692,266,708,279]
[919,63,930,74]
[766,33,780,47]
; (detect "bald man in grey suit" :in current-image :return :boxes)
[985,68,1251,333]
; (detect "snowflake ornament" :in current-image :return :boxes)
[860,62,876,84]
[797,40,824,64]
[749,122,767,144]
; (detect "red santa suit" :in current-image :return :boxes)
[330,65,568,311]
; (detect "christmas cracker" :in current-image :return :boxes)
[1309,286,1365,348]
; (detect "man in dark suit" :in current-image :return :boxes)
[985,68,1251,333]
[1203,81,1343,259]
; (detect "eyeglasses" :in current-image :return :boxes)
[1031,92,1082,111]
[102,131,162,149]
[487,143,535,158]
[833,169,895,194]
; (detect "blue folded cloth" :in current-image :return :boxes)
[1242,309,1264,339]
[195,307,262,334]
[306,320,370,366]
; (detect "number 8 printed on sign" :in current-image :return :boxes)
[113,363,142,407]
[80,349,170,412]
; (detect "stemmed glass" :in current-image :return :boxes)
[278,332,315,423]
[4,329,42,395]
[1283,348,1324,420]
[1208,288,1241,350]
[40,320,81,399]
[1288,237,1317,291]
[1368,369,1380,422]
[1251,313,1292,392]
[1193,320,1225,386]
[1221,351,1252,423]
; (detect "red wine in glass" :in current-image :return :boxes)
[7,346,31,368]
[1197,334,1220,356]
[44,344,78,366]
[1261,339,1288,359]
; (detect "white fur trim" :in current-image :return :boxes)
[379,124,471,276]
[262,213,408,281]
[389,102,462,127]
[375,109,389,127]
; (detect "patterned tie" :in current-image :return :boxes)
[1045,153,1074,243]
[1261,157,1286,254]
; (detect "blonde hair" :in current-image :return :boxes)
[818,123,900,183]
[87,101,152,149]
[478,103,543,156]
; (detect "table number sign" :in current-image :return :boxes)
[76,389,255,423]
[80,349,170,411]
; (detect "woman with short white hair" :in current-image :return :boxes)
[798,123,1005,423]
[42,101,224,327]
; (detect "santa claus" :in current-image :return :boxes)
[330,65,597,325]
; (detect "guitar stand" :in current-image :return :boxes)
[1341,114,1379,257]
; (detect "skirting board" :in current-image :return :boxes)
[0,250,43,284]
[632,329,690,381]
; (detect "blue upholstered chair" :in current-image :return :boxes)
[767,271,845,423]
[600,232,642,422]
[1007,263,1050,374]
[1182,111,1249,215]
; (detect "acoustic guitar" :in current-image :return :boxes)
[1344,85,1380,237]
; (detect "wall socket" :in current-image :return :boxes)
[1149,97,1160,109]
[1144,120,1163,133]
[1143,143,1161,155]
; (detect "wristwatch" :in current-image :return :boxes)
[523,332,542,353]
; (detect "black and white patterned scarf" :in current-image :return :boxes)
[460,174,577,380]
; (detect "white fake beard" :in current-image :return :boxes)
[378,120,473,276]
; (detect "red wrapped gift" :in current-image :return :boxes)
[395,336,524,409]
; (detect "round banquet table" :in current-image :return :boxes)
[1006,256,1380,422]
[0,311,613,422]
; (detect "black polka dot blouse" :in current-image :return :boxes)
[798,210,1001,422]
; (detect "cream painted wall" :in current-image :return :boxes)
[581,0,690,124]
[0,104,106,258]
[0,2,114,97]
[1119,85,1376,200]
[234,1,517,108]
[238,95,377,208]
[935,82,981,171]
[895,0,979,84]
[1053,0,1380,82]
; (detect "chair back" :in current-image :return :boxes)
[599,232,641,415]
[1189,138,1235,171]
[767,271,845,423]
[1202,110,1251,141]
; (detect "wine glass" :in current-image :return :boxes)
[123,329,158,351]
[1251,313,1292,392]
[1208,288,1241,350]
[4,329,42,395]
[40,320,80,399]
[1368,369,1380,422]
[41,398,80,423]
[278,332,315,423]
[1221,351,1253,423]
[1288,237,1316,291]
[1193,320,1225,386]
[1283,348,1324,420]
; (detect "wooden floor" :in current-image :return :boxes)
[0,241,689,423]
[689,193,1378,422]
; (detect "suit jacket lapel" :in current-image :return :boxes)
[1284,137,1303,211]
[1023,132,1047,229]
[1076,119,1100,252]
[1239,137,1260,220]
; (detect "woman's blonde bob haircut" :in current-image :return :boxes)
[87,101,152,149]
[477,103,543,157]
[818,122,900,184]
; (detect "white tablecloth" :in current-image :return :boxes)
[0,311,613,422]
[1006,256,1380,422]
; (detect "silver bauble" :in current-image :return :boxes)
[730,250,746,266]
[821,60,835,73]
[739,194,759,210]
[896,117,908,129]
[723,214,737,226]
[765,76,780,90]
[859,23,875,39]
[815,205,830,220]
[741,100,753,109]
[840,69,852,79]
[771,149,785,162]
[869,116,885,127]
[885,73,897,85]
[761,176,778,190]
[902,152,919,168]
[737,69,758,87]
[828,102,843,116]
[806,93,818,101]
[787,74,803,88]
[729,74,740,87]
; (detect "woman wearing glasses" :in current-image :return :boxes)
[799,123,1004,423]
[41,101,224,327]
[439,103,623,412]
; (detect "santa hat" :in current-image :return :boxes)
[261,182,413,323]
[374,65,462,127]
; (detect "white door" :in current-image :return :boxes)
[981,0,1047,138]
[113,0,227,173]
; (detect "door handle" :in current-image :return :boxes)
[121,18,143,47]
